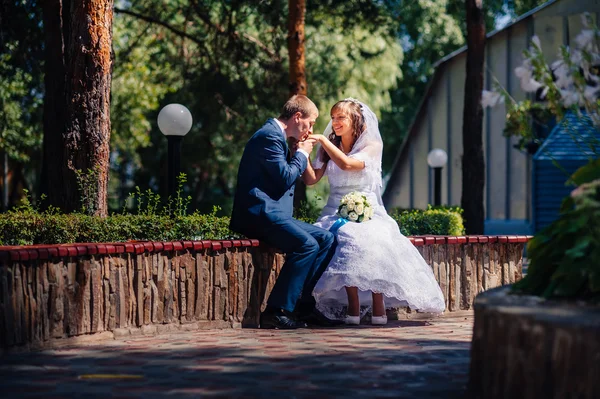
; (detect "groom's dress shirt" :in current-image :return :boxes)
[274,118,309,161]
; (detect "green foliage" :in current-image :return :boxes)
[296,203,464,235]
[75,166,102,216]
[502,100,554,151]
[0,173,236,245]
[567,158,600,186]
[381,0,548,171]
[0,211,237,246]
[380,0,465,172]
[390,205,465,236]
[512,173,600,302]
[0,43,43,163]
[294,193,325,224]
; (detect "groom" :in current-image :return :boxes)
[230,95,340,329]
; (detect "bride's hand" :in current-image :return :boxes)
[309,134,326,144]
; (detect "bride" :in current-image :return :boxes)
[302,98,445,325]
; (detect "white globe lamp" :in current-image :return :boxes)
[158,104,193,197]
[427,148,448,206]
[427,148,448,168]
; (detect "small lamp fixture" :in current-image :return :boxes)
[158,104,193,197]
[427,149,448,207]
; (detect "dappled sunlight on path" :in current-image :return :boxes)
[0,311,474,398]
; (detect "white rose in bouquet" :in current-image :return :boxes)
[347,200,355,211]
[355,203,365,215]
[338,191,373,223]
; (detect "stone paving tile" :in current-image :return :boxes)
[0,311,473,398]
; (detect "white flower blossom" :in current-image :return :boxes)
[520,77,543,92]
[575,29,595,51]
[570,49,583,65]
[348,211,359,222]
[584,85,600,103]
[531,35,541,49]
[339,191,373,222]
[481,90,504,107]
[514,61,543,92]
[560,89,580,107]
[514,65,531,79]
[552,60,573,89]
[581,12,591,28]
[355,203,364,215]
[346,201,355,211]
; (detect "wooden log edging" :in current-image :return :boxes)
[468,286,600,399]
[0,235,530,350]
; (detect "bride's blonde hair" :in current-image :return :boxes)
[320,100,366,163]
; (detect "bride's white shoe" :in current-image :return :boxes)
[371,315,387,325]
[345,315,360,325]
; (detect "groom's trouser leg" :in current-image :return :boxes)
[291,220,336,311]
[258,219,334,313]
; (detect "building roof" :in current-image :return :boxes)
[534,112,600,161]
[382,0,560,203]
[432,0,559,69]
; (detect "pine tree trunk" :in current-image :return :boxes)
[288,0,307,96]
[288,0,308,208]
[461,0,486,234]
[40,0,67,211]
[42,0,113,216]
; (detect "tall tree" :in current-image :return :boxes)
[380,0,465,173]
[0,0,44,209]
[41,0,114,216]
[461,0,486,234]
[288,0,307,96]
[107,1,400,214]
[40,0,67,213]
[288,0,308,207]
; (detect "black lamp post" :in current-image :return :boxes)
[158,104,193,198]
[427,148,448,207]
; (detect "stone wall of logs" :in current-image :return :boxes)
[469,286,600,399]
[0,236,529,350]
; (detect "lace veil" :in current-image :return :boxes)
[313,99,384,205]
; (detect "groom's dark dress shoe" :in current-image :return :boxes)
[260,308,307,329]
[297,307,344,327]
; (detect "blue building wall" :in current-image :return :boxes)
[531,112,599,233]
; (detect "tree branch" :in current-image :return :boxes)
[114,7,205,48]
[115,5,281,63]
[189,0,280,61]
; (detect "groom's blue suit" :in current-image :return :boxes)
[230,119,335,313]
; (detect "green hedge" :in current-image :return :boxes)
[0,211,238,246]
[298,204,464,236]
[389,206,465,236]
[0,203,464,246]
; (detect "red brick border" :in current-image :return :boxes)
[0,236,532,261]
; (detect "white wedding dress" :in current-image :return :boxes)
[312,101,445,319]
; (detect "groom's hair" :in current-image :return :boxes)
[279,95,318,120]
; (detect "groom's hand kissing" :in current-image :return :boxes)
[297,136,317,154]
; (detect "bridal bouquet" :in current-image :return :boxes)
[338,192,374,223]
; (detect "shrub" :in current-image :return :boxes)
[512,163,600,302]
[390,205,465,236]
[0,184,239,245]
[293,201,464,236]
[0,211,240,246]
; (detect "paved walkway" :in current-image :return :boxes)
[1,311,474,398]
